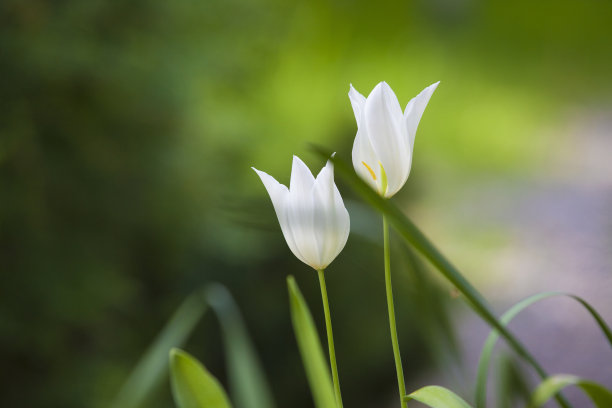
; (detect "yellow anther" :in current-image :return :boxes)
[362,161,377,180]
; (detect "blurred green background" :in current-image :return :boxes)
[2,0,612,407]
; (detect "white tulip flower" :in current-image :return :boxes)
[252,155,350,271]
[349,81,439,198]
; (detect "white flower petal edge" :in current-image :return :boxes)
[404,81,439,152]
[350,85,381,193]
[253,155,350,270]
[349,81,439,198]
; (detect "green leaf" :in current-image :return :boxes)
[206,284,276,408]
[287,276,337,408]
[169,348,233,408]
[404,385,473,408]
[528,375,612,408]
[110,290,208,408]
[315,148,569,407]
[475,291,612,408]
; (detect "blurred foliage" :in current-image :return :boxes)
[0,0,611,407]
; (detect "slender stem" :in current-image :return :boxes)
[383,214,408,408]
[318,269,343,408]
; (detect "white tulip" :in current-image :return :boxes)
[252,155,350,270]
[349,81,439,198]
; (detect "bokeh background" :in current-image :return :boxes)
[2,0,612,407]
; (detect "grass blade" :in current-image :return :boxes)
[169,348,233,408]
[110,290,208,408]
[404,385,473,408]
[494,352,531,408]
[528,375,612,408]
[475,291,612,408]
[287,276,337,408]
[207,284,276,408]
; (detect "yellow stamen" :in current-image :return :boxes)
[362,161,377,180]
[379,162,388,196]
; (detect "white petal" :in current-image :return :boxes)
[364,82,410,196]
[252,167,308,265]
[404,81,439,151]
[252,167,288,216]
[290,155,315,195]
[287,156,320,268]
[348,84,366,127]
[330,183,350,265]
[313,159,350,269]
[351,127,381,192]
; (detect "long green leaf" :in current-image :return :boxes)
[528,375,612,408]
[318,149,569,407]
[207,284,276,408]
[169,348,233,408]
[110,290,208,408]
[287,276,337,408]
[475,291,612,408]
[404,385,473,408]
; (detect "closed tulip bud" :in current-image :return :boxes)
[253,155,350,270]
[350,81,439,198]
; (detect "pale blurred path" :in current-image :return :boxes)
[409,109,612,406]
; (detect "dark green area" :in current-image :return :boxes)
[1,0,610,407]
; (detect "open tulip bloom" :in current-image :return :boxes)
[253,155,349,407]
[349,81,439,408]
[350,81,439,198]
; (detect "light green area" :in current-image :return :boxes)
[169,349,233,408]
[404,385,473,408]
[528,375,612,408]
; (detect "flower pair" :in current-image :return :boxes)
[253,81,439,270]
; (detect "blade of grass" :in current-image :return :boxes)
[169,348,233,408]
[404,385,473,408]
[206,284,276,408]
[495,352,531,408]
[287,276,337,408]
[475,291,612,408]
[110,289,208,408]
[528,375,612,408]
[315,148,570,407]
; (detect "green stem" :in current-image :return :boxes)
[383,215,408,408]
[318,269,343,408]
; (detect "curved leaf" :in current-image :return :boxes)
[528,375,612,408]
[404,385,473,408]
[475,291,612,408]
[169,348,233,408]
[207,284,276,408]
[111,289,208,408]
[287,276,337,408]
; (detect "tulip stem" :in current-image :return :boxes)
[383,214,408,408]
[317,269,343,408]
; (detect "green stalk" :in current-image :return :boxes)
[318,269,343,408]
[383,214,408,408]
